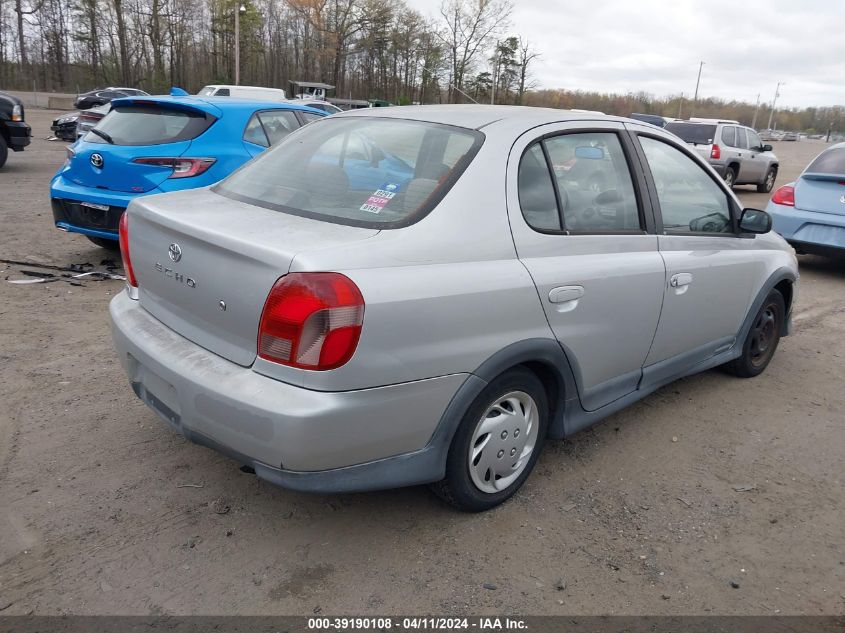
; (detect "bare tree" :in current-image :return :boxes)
[438,0,511,103]
[515,36,539,104]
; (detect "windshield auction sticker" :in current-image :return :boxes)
[359,183,400,214]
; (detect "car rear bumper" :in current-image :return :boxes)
[708,162,727,177]
[50,175,142,238]
[6,120,31,150]
[109,291,467,492]
[767,200,845,254]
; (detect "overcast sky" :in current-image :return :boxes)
[403,0,845,108]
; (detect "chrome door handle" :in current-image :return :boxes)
[549,285,585,303]
[670,273,693,288]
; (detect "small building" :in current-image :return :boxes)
[289,81,335,101]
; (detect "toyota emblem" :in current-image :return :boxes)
[90,153,104,168]
[168,243,182,262]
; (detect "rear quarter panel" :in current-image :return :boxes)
[253,129,557,391]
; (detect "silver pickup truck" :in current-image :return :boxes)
[665,120,779,193]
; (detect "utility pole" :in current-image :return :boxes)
[491,40,500,105]
[234,3,245,85]
[677,92,683,119]
[691,61,704,117]
[751,93,760,129]
[767,82,783,131]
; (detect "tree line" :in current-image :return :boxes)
[0,0,538,105]
[0,0,841,133]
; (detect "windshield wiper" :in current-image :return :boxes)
[90,128,114,144]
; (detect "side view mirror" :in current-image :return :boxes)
[739,208,772,234]
[762,144,773,152]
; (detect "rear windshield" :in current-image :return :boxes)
[665,122,717,145]
[805,147,845,175]
[215,117,484,229]
[84,105,215,146]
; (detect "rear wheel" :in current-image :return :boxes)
[724,166,737,188]
[0,135,8,169]
[757,167,777,193]
[724,289,785,378]
[431,367,548,512]
[86,236,121,251]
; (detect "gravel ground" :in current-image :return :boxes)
[1,109,843,616]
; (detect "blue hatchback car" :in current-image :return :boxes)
[767,142,845,258]
[51,95,326,248]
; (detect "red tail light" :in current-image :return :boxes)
[258,273,364,370]
[118,212,138,287]
[771,184,795,207]
[132,157,216,179]
[710,144,721,160]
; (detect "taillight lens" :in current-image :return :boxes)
[118,212,138,287]
[710,144,721,160]
[258,273,364,370]
[132,157,216,179]
[771,184,795,207]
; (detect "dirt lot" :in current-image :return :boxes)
[1,109,843,616]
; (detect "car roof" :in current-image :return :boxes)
[333,104,627,130]
[109,94,322,117]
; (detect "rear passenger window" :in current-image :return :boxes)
[639,137,733,233]
[243,114,269,146]
[518,133,641,233]
[243,110,301,147]
[544,132,641,232]
[734,127,748,149]
[215,88,230,96]
[518,144,560,231]
[721,126,736,147]
[300,111,323,124]
[258,110,300,145]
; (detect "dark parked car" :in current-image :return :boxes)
[51,111,80,141]
[629,112,668,128]
[0,90,32,168]
[74,87,148,110]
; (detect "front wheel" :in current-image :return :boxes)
[430,367,548,512]
[0,135,8,169]
[724,289,785,378]
[757,167,777,193]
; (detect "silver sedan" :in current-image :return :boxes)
[110,105,798,511]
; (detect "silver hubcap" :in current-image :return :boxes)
[766,171,775,189]
[468,391,538,494]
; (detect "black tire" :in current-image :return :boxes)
[757,167,777,193]
[724,166,737,188]
[724,289,785,378]
[86,235,121,250]
[0,135,8,169]
[430,367,549,512]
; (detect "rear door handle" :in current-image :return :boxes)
[549,285,585,303]
[670,273,693,287]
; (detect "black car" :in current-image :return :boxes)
[629,112,669,128]
[73,87,148,110]
[51,111,80,141]
[0,90,32,168]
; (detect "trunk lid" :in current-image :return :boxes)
[130,189,380,366]
[794,174,845,217]
[66,139,193,193]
